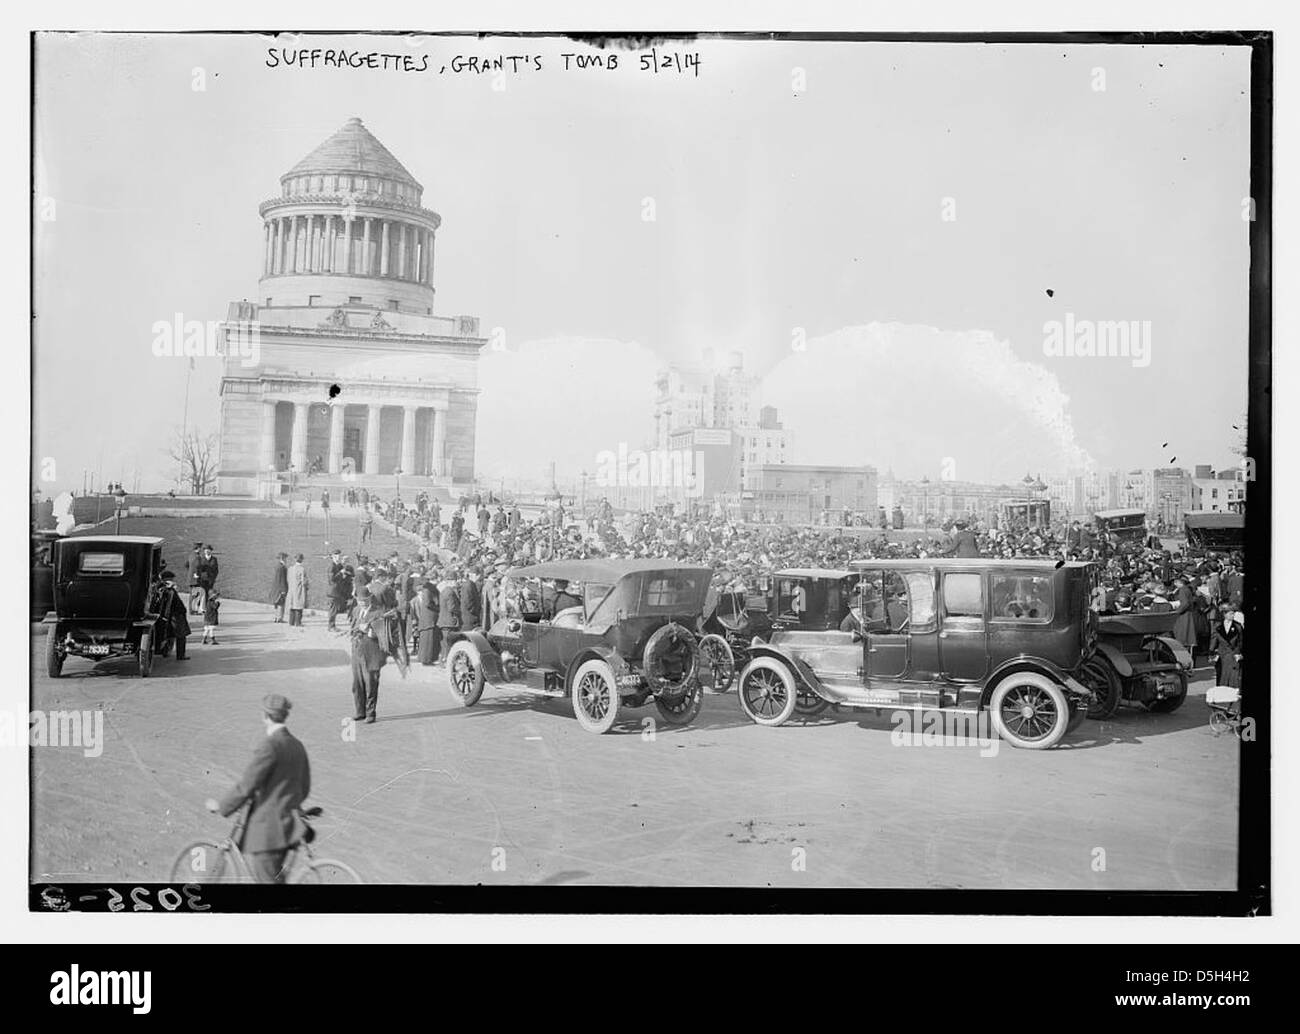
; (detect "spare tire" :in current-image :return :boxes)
[642,622,699,695]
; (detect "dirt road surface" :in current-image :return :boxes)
[30,601,1238,889]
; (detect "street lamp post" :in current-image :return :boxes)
[919,476,930,531]
[114,489,127,534]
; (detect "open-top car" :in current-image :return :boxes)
[444,559,713,733]
[1080,609,1192,718]
[732,558,1098,749]
[699,568,856,711]
[43,535,177,678]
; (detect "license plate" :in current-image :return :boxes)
[83,644,110,656]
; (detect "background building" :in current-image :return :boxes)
[743,463,878,524]
[215,117,486,496]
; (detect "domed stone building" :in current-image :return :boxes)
[215,117,486,496]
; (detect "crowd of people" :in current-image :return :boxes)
[258,496,1246,710]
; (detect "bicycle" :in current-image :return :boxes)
[170,805,362,884]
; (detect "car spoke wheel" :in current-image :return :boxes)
[988,673,1069,749]
[1148,671,1189,713]
[736,657,798,727]
[45,629,63,679]
[697,634,735,694]
[446,640,486,707]
[1080,656,1121,719]
[655,680,705,726]
[572,659,619,734]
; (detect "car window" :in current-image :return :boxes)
[943,572,984,618]
[776,579,807,619]
[642,573,704,611]
[903,571,936,628]
[583,582,613,622]
[77,552,125,575]
[990,573,1054,622]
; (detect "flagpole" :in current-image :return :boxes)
[179,358,193,493]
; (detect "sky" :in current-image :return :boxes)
[33,33,1253,492]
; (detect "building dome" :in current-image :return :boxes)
[280,117,422,202]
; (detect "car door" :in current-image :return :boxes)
[862,569,909,679]
[938,570,989,682]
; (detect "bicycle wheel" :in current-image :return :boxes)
[292,857,364,884]
[169,840,241,883]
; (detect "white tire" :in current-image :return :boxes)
[736,656,798,727]
[987,672,1070,749]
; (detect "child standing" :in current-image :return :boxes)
[202,590,221,645]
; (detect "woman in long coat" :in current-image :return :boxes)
[1209,604,1243,689]
[1169,576,1198,653]
[287,554,308,626]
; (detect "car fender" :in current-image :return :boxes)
[1091,641,1134,679]
[742,642,827,696]
[1151,635,1193,671]
[446,630,505,681]
[565,646,633,694]
[982,655,1091,708]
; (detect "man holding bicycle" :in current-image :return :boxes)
[204,694,311,884]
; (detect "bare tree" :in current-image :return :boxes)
[167,428,220,496]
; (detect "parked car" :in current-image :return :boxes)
[1079,610,1192,718]
[732,558,1098,749]
[1183,512,1245,555]
[1094,508,1149,546]
[699,568,857,715]
[43,535,173,678]
[444,559,713,733]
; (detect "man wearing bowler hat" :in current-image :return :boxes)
[206,694,311,884]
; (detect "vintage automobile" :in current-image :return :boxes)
[444,559,713,734]
[1078,610,1192,718]
[1094,508,1150,546]
[31,529,62,621]
[731,558,1098,749]
[43,535,177,678]
[699,568,857,715]
[1183,512,1245,555]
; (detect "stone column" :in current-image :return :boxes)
[273,218,283,275]
[342,218,353,275]
[431,403,448,477]
[324,215,334,273]
[260,399,278,470]
[290,401,309,473]
[328,402,346,474]
[364,404,382,475]
[289,216,300,274]
[398,224,408,280]
[400,405,417,474]
[380,221,390,276]
[263,222,272,276]
[362,217,372,276]
[426,230,435,286]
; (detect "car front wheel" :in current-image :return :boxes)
[446,640,486,707]
[736,657,798,727]
[988,672,1069,749]
[572,659,619,734]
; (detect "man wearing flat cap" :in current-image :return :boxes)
[206,694,311,884]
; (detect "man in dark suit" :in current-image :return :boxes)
[206,694,310,884]
[326,549,347,632]
[436,576,461,661]
[459,569,482,631]
[349,586,388,723]
[270,552,289,623]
